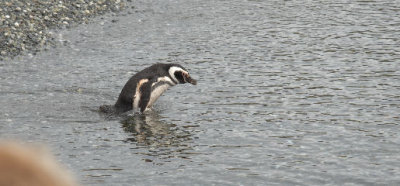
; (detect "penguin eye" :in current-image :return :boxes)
[174,71,185,83]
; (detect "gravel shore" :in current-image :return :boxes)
[0,0,126,61]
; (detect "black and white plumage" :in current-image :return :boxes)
[100,63,197,114]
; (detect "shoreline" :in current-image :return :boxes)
[0,0,126,61]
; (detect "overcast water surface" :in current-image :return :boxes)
[1,0,400,185]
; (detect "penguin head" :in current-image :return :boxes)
[168,64,197,85]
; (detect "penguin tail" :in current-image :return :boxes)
[99,105,116,114]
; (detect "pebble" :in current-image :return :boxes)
[0,0,126,61]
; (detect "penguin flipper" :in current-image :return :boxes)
[138,80,153,113]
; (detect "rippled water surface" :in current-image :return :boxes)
[1,0,400,185]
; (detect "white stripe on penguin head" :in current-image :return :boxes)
[168,66,188,84]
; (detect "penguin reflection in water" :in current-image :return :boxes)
[100,63,197,114]
[121,113,192,148]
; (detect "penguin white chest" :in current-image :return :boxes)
[146,76,176,110]
[147,83,171,109]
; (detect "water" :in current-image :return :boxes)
[1,0,400,185]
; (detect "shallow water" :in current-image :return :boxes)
[1,0,400,185]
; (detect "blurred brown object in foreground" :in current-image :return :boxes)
[0,141,77,186]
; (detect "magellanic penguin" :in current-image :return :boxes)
[100,63,197,114]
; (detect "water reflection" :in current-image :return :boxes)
[120,113,193,159]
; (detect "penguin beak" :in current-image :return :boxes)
[183,73,197,85]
